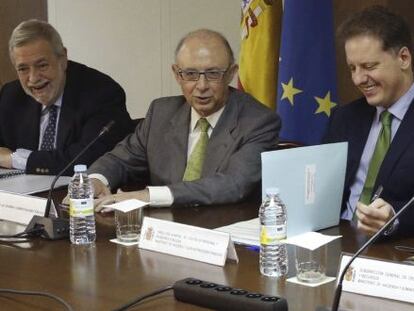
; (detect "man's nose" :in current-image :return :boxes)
[196,73,209,90]
[28,67,40,83]
[352,69,368,86]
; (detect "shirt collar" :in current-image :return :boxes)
[189,106,225,132]
[41,94,63,114]
[375,82,414,121]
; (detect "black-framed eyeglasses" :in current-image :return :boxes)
[177,67,229,81]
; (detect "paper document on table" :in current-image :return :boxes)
[0,168,25,178]
[103,199,148,212]
[215,218,260,246]
[284,232,341,250]
[0,172,71,194]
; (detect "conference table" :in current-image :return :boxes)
[0,196,413,311]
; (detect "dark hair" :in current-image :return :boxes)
[174,29,234,65]
[337,5,412,54]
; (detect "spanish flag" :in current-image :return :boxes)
[238,0,282,110]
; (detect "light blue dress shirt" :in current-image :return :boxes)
[343,83,414,220]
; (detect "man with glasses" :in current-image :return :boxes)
[89,29,281,209]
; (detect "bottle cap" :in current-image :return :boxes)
[265,187,279,196]
[74,164,87,172]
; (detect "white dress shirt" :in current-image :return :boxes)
[91,106,225,207]
[11,96,63,170]
[343,83,414,220]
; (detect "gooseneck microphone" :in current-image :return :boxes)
[320,195,414,311]
[25,120,115,240]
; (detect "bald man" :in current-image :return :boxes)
[89,29,281,209]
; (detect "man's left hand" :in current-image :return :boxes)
[94,189,150,212]
[0,147,12,168]
[356,198,394,235]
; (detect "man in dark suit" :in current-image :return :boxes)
[0,19,132,175]
[324,6,414,236]
[90,29,281,209]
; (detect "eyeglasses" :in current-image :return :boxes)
[176,67,229,81]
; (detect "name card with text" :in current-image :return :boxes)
[339,253,414,304]
[139,217,238,266]
[0,191,54,225]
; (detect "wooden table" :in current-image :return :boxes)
[0,200,413,311]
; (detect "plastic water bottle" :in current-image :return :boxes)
[259,187,288,277]
[68,164,96,245]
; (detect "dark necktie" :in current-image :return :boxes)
[359,110,393,205]
[183,118,210,181]
[40,105,58,151]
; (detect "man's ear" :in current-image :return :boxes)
[398,46,412,70]
[61,47,68,71]
[172,64,181,83]
[226,64,239,84]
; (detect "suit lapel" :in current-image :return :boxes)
[164,103,191,182]
[202,94,238,175]
[346,101,375,187]
[56,68,77,150]
[26,98,42,149]
[377,101,414,184]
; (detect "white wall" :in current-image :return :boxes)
[48,0,241,118]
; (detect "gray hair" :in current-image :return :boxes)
[9,19,65,61]
[174,29,235,65]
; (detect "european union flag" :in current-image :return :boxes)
[276,0,337,145]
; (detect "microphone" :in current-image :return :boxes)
[317,194,414,311]
[25,120,115,240]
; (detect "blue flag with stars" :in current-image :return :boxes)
[276,0,337,145]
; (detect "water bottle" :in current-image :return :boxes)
[68,164,96,245]
[259,187,288,277]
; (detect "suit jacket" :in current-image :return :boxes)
[324,97,414,236]
[0,61,133,175]
[89,88,281,206]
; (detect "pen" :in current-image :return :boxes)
[370,185,383,203]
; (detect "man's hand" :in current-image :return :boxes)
[94,188,150,212]
[63,178,112,207]
[356,198,394,235]
[0,147,12,168]
[91,178,111,198]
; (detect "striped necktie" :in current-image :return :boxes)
[40,105,58,151]
[183,118,210,181]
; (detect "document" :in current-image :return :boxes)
[261,142,347,236]
[0,169,71,194]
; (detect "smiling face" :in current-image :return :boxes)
[172,35,237,117]
[345,35,413,108]
[11,39,67,107]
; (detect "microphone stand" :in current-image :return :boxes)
[320,195,414,311]
[24,121,115,240]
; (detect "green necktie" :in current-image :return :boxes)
[359,110,393,205]
[183,118,210,181]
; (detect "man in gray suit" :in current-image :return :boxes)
[90,29,281,209]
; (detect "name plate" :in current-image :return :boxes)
[139,217,239,266]
[0,191,53,225]
[339,253,414,304]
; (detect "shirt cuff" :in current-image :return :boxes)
[11,148,32,170]
[88,173,110,187]
[147,186,174,207]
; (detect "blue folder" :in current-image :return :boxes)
[261,142,348,237]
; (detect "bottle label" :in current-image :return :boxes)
[69,198,94,217]
[260,225,286,245]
